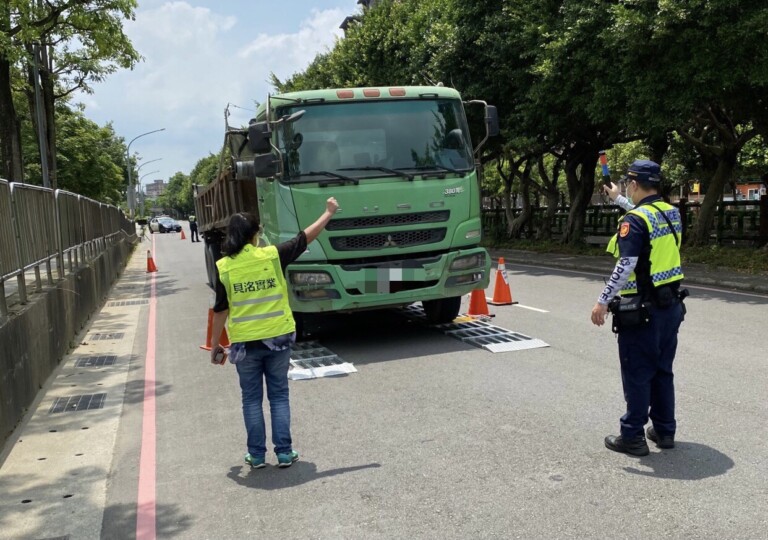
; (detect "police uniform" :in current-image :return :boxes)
[597,160,686,455]
[188,214,199,242]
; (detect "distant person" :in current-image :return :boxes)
[209,197,339,469]
[590,160,688,456]
[189,214,199,242]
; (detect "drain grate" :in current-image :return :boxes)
[74,355,117,367]
[107,299,148,307]
[89,332,124,341]
[289,341,356,380]
[49,393,107,414]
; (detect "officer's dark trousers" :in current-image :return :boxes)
[190,224,199,242]
[617,302,684,439]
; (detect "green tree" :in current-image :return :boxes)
[0,0,139,187]
[605,0,768,245]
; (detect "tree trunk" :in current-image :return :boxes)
[0,56,24,181]
[507,159,533,238]
[688,150,738,246]
[562,149,598,244]
[535,155,561,241]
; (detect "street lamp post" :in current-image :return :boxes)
[136,159,162,217]
[125,128,165,218]
[137,157,163,175]
[139,170,160,218]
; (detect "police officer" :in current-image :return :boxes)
[188,214,199,242]
[209,197,339,469]
[590,160,686,456]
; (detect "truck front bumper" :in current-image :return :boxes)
[286,247,491,313]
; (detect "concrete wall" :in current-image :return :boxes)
[0,239,135,445]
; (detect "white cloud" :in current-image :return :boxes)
[79,2,349,182]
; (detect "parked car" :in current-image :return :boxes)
[149,216,181,233]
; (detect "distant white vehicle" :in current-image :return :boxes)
[148,216,181,233]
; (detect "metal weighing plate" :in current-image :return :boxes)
[289,341,356,380]
[404,304,549,353]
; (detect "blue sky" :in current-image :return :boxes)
[78,0,360,188]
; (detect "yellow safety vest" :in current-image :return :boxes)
[606,201,684,295]
[216,245,295,342]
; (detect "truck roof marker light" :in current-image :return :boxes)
[363,89,381,98]
[389,88,406,97]
[337,90,355,99]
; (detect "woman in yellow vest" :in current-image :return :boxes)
[210,197,339,469]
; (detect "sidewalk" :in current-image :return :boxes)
[488,248,768,295]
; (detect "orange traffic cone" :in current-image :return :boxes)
[200,308,230,351]
[488,257,517,305]
[467,288,490,316]
[146,250,158,273]
[180,229,186,240]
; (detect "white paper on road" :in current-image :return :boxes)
[289,362,357,380]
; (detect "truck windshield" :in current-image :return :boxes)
[276,99,473,182]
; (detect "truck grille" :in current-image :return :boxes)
[330,228,447,251]
[326,211,450,231]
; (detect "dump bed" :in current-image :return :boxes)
[194,129,259,233]
[194,169,259,233]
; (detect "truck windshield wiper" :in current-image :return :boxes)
[337,166,414,181]
[294,171,359,185]
[399,165,463,176]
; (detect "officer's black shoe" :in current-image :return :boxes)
[646,426,675,449]
[604,435,650,456]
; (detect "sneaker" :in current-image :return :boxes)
[276,450,299,468]
[244,453,266,469]
[646,426,675,449]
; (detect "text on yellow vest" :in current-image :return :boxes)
[216,245,295,342]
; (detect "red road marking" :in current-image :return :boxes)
[137,233,157,540]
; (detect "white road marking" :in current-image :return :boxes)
[514,304,550,313]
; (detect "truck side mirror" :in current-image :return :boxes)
[247,122,272,154]
[252,152,280,178]
[486,106,500,137]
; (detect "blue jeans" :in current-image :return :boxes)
[235,344,293,457]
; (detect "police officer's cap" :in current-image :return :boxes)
[627,159,662,183]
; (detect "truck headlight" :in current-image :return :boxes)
[289,271,334,285]
[464,229,481,239]
[450,253,484,271]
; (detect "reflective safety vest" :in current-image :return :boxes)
[606,201,684,295]
[189,215,196,223]
[216,245,295,342]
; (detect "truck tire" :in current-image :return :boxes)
[422,296,462,325]
[204,238,222,290]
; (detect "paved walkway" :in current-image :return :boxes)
[489,248,768,295]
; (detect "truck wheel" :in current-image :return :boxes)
[422,296,462,325]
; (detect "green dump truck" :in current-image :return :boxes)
[194,85,498,332]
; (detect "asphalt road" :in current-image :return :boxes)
[17,231,768,539]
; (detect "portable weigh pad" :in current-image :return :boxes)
[404,304,549,353]
[289,341,356,380]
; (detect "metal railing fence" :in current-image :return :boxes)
[0,179,136,319]
[482,196,768,246]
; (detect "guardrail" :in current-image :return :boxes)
[482,195,768,246]
[0,179,135,319]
